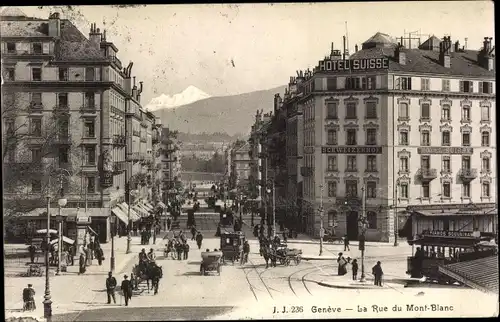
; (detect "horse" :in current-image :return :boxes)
[133,261,163,293]
[261,245,275,269]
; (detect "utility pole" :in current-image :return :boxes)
[319,184,324,256]
[394,182,399,247]
[360,185,366,282]
[125,120,131,254]
[272,178,276,238]
[264,157,268,236]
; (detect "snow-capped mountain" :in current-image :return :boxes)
[145,86,211,111]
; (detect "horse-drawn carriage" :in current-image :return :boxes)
[275,244,302,266]
[406,229,497,284]
[132,260,163,294]
[200,251,223,276]
[220,229,245,265]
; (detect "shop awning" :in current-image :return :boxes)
[118,203,140,222]
[133,205,149,217]
[36,229,58,235]
[438,256,499,294]
[112,207,129,225]
[143,202,154,211]
[50,236,75,245]
[157,201,167,208]
[87,226,98,236]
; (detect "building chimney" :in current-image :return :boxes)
[132,77,138,99]
[355,44,358,53]
[89,23,102,47]
[255,110,262,124]
[478,37,494,71]
[395,43,406,65]
[439,36,451,68]
[48,12,61,38]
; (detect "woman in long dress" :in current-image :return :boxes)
[78,253,86,275]
[337,252,348,276]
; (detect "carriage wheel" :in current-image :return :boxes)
[285,258,290,266]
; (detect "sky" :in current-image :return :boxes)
[14,2,495,105]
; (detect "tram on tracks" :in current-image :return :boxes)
[406,229,497,284]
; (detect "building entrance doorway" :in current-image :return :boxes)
[346,211,359,241]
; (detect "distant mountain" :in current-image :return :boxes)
[145,86,211,111]
[154,85,286,136]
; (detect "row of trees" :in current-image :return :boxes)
[180,151,225,173]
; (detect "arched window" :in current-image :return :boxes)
[367,211,377,229]
[328,210,337,227]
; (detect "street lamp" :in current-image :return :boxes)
[359,186,367,283]
[266,180,275,238]
[44,195,52,321]
[55,195,66,276]
[319,184,324,256]
[110,215,116,272]
[239,193,243,224]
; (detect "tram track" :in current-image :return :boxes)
[287,263,331,297]
[243,257,275,302]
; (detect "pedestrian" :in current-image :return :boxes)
[242,240,250,264]
[253,224,259,238]
[282,228,288,244]
[22,284,36,311]
[28,243,37,264]
[121,275,132,306]
[191,226,197,240]
[196,231,203,250]
[167,217,172,231]
[78,252,86,275]
[351,259,359,281]
[176,241,183,261]
[183,242,190,260]
[85,245,92,266]
[106,272,117,304]
[337,252,347,276]
[372,261,384,287]
[343,234,350,251]
[68,244,75,266]
[147,248,156,262]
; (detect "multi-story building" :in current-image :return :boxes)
[1,9,160,245]
[159,127,182,204]
[228,140,252,190]
[296,32,496,242]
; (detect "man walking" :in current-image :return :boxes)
[106,272,117,304]
[183,242,190,260]
[343,234,350,251]
[195,231,203,250]
[372,261,384,287]
[28,243,37,264]
[22,284,36,311]
[167,217,172,231]
[190,226,197,240]
[121,275,132,306]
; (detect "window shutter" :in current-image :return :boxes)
[459,81,464,92]
[488,82,493,94]
[408,77,412,90]
[395,77,400,90]
[469,81,474,93]
[42,43,50,54]
[362,77,367,89]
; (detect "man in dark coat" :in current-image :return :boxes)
[78,253,86,275]
[191,226,197,240]
[68,245,75,266]
[242,241,250,264]
[166,217,172,231]
[28,243,37,264]
[121,275,133,306]
[195,232,203,250]
[344,234,350,251]
[183,242,190,260]
[372,261,384,286]
[23,284,36,311]
[176,241,183,261]
[96,246,104,266]
[106,272,117,304]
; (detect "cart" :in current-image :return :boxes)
[275,245,302,266]
[200,251,223,276]
[220,230,245,265]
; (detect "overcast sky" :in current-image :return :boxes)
[17,2,495,104]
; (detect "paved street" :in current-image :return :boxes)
[6,235,498,320]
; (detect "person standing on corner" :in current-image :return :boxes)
[121,275,132,306]
[183,242,190,260]
[372,261,384,287]
[351,259,359,281]
[343,234,350,251]
[106,272,117,304]
[78,252,86,275]
[196,231,204,250]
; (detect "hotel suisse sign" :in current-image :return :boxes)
[422,230,473,238]
[417,147,473,155]
[321,146,382,154]
[318,58,390,72]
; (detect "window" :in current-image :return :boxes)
[346,77,361,90]
[328,181,337,197]
[366,155,377,172]
[421,131,430,146]
[87,177,96,193]
[442,79,450,92]
[481,105,490,121]
[462,156,471,169]
[364,76,376,90]
[31,93,42,108]
[326,78,337,91]
[7,42,16,53]
[441,104,451,121]
[480,81,493,94]
[85,67,95,81]
[462,133,470,146]
[31,67,42,81]
[59,118,69,137]
[421,103,430,119]
[442,157,451,173]
[84,120,95,137]
[31,148,41,162]
[463,183,471,198]
[400,183,408,199]
[32,43,43,54]
[5,67,15,81]
[399,103,409,119]
[366,102,377,119]
[327,129,337,145]
[59,68,68,81]
[345,102,357,119]
[422,183,430,198]
[366,128,377,145]
[58,93,68,107]
[5,119,15,136]
[346,180,357,197]
[400,157,409,172]
[327,211,337,227]
[421,156,430,169]
[401,77,412,90]
[367,211,377,229]
[399,131,408,145]
[59,147,69,164]
[346,129,357,145]
[327,156,337,171]
[482,157,491,172]
[460,80,473,93]
[481,131,490,147]
[30,118,42,136]
[442,182,451,198]
[367,181,377,198]
[421,78,430,91]
[326,103,338,119]
[85,146,96,165]
[482,183,490,198]
[462,106,470,122]
[85,92,96,108]
[32,180,42,193]
[442,131,450,146]
[346,156,357,172]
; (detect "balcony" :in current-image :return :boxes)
[53,104,69,115]
[28,103,44,114]
[81,135,98,145]
[55,133,72,145]
[336,197,362,210]
[417,168,438,182]
[110,56,123,70]
[113,134,126,146]
[132,130,140,137]
[80,105,97,115]
[459,168,477,183]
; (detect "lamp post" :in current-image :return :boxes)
[267,180,275,238]
[110,215,116,272]
[239,193,243,224]
[394,181,399,247]
[359,185,367,283]
[126,183,132,254]
[319,184,324,256]
[55,169,70,276]
[44,194,52,321]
